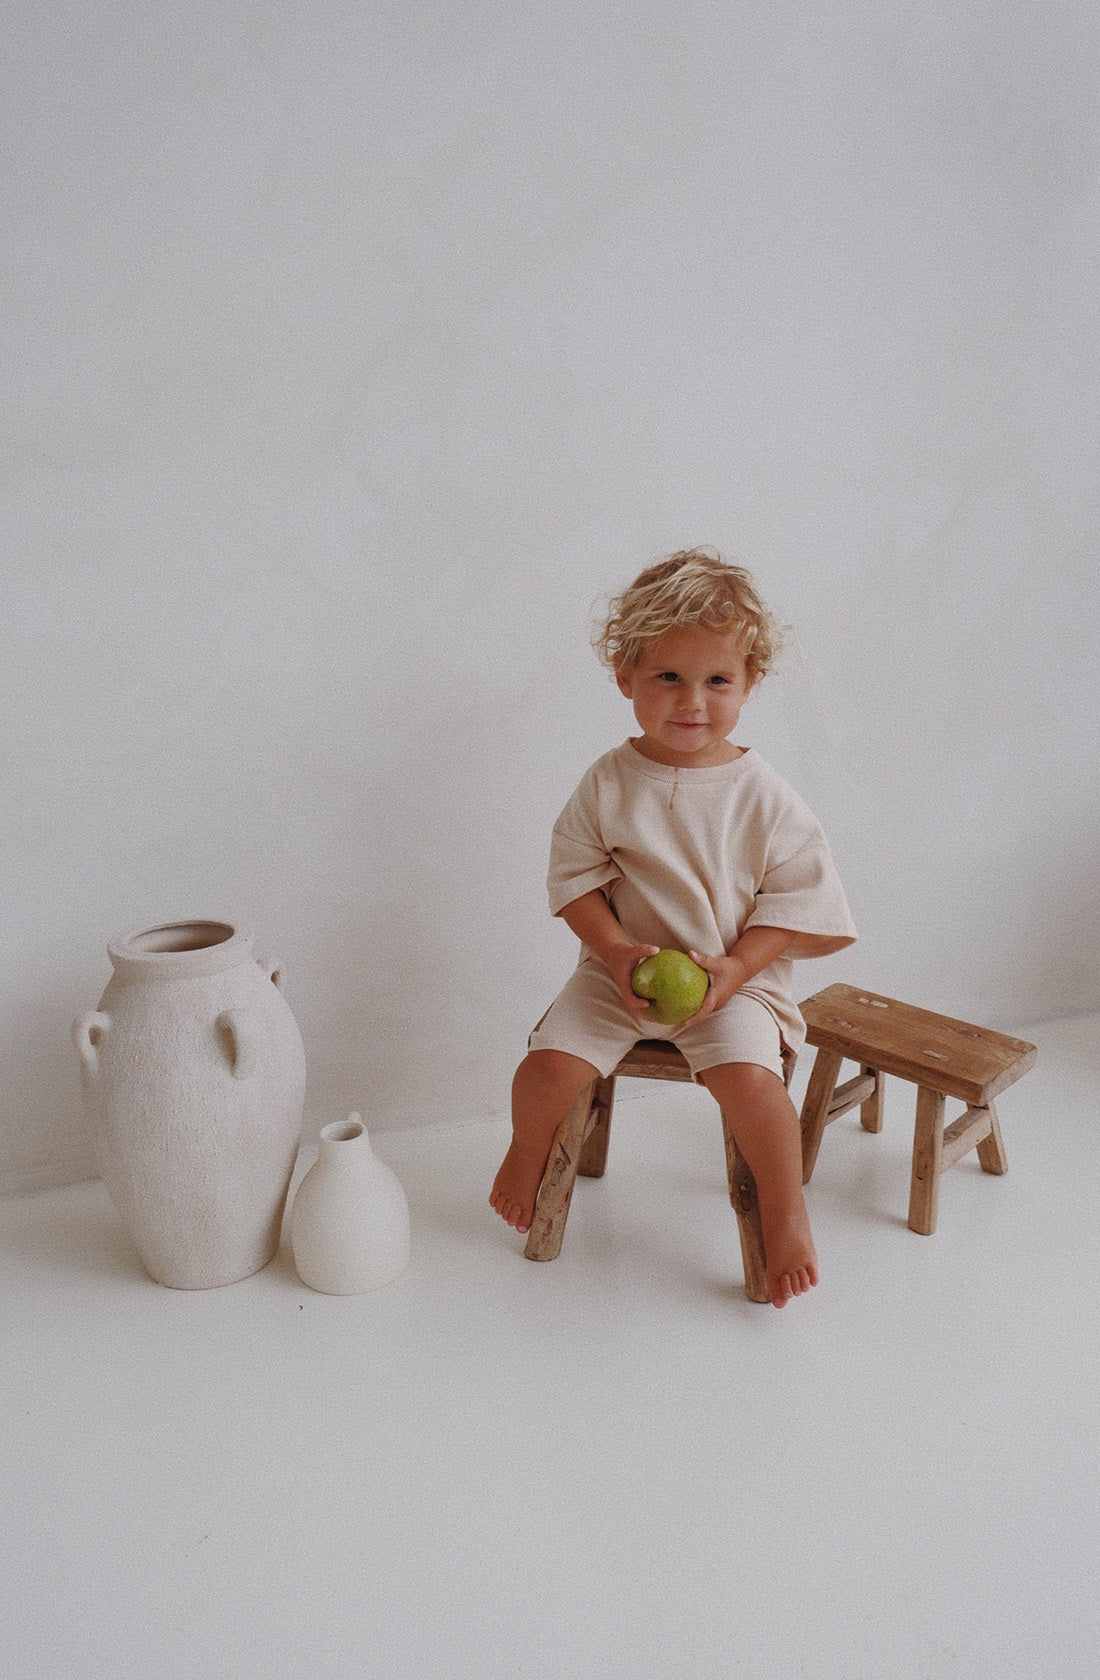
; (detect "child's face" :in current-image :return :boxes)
[615,624,753,768]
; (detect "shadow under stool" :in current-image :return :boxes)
[797,983,1037,1233]
[524,1038,795,1304]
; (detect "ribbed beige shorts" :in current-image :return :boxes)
[527,957,787,1082]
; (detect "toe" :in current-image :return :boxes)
[491,1193,517,1227]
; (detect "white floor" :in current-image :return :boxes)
[3,1013,1099,1680]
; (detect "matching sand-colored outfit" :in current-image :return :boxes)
[528,741,857,1080]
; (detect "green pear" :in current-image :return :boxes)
[631,949,710,1025]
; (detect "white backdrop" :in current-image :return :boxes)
[4,0,1099,1192]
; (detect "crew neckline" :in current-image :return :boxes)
[621,740,757,781]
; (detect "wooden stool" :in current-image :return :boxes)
[524,1039,795,1304]
[798,984,1037,1233]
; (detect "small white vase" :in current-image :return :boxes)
[290,1114,410,1295]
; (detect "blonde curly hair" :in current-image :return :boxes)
[593,549,788,686]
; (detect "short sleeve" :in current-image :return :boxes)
[743,813,857,959]
[546,773,623,916]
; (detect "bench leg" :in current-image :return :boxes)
[909,1086,945,1234]
[975,1098,1008,1175]
[799,1047,844,1183]
[577,1075,615,1178]
[720,1110,770,1303]
[524,1083,597,1262]
[860,1066,885,1133]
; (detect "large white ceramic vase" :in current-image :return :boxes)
[73,920,306,1289]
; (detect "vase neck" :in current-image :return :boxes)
[318,1117,371,1161]
[108,922,253,981]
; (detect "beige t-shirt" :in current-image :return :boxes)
[547,741,857,1056]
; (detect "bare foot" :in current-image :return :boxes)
[760,1195,819,1309]
[490,1140,551,1235]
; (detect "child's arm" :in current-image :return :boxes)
[559,889,659,1020]
[685,926,797,1023]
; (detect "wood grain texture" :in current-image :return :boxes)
[797,984,1033,1234]
[799,1047,844,1184]
[909,1087,946,1234]
[524,1084,597,1262]
[800,984,1036,1105]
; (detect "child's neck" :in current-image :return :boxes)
[630,736,747,769]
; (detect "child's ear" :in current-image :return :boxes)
[613,657,634,699]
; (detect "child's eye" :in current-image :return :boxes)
[656,672,679,684]
[709,676,731,687]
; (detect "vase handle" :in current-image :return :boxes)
[73,1011,111,1078]
[217,1008,259,1081]
[261,956,283,990]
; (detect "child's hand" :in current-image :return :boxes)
[682,951,746,1024]
[682,930,795,1025]
[607,944,662,1019]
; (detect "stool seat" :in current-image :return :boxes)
[798,984,1037,1233]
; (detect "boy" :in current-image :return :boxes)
[491,551,856,1306]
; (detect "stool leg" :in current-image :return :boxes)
[799,1048,844,1183]
[577,1075,615,1178]
[975,1098,1008,1175]
[860,1066,885,1133]
[720,1110,770,1304]
[909,1086,945,1234]
[524,1083,596,1262]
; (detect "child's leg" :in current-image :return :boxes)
[491,1049,600,1235]
[698,1061,818,1308]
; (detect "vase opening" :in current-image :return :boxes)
[321,1120,365,1144]
[127,921,236,955]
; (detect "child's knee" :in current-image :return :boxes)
[700,1060,785,1105]
[514,1047,598,1100]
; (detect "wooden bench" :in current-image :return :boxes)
[524,1038,795,1304]
[798,984,1037,1233]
